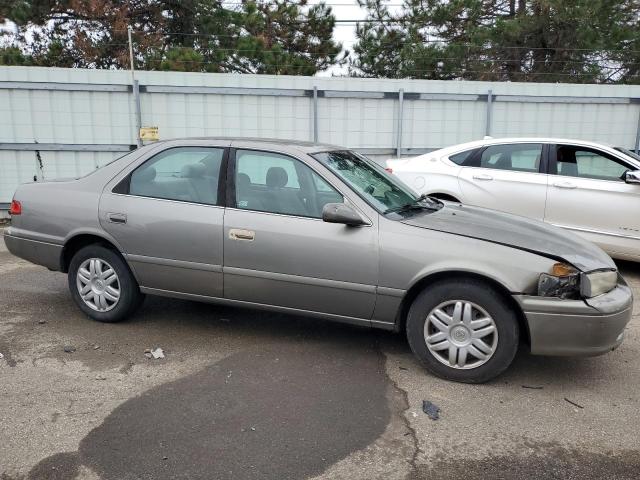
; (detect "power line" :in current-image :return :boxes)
[140,57,640,76]
[123,30,640,54]
[127,44,637,68]
[220,2,404,5]
[4,26,639,56]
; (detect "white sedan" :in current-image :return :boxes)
[386,137,640,262]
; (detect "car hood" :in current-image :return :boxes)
[401,203,615,272]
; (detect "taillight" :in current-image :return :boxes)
[9,199,21,215]
[385,167,393,174]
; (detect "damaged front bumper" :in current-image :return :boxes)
[514,278,633,356]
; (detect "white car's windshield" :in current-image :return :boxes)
[312,150,440,214]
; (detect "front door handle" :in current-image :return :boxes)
[553,182,577,189]
[229,228,255,241]
[107,213,127,224]
[472,173,493,181]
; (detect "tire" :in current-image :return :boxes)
[406,279,519,383]
[68,244,143,323]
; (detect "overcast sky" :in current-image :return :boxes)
[320,0,374,76]
[326,0,367,48]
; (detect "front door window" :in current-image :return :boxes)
[234,149,342,218]
[554,145,630,181]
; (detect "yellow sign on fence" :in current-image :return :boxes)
[139,127,159,141]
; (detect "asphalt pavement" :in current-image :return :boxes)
[1,234,639,480]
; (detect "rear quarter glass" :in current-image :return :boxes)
[449,149,477,165]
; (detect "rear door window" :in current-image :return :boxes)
[479,144,543,172]
[128,147,223,205]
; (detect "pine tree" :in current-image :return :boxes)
[351,0,640,84]
[0,0,344,75]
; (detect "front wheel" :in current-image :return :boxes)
[68,244,143,323]
[406,279,519,383]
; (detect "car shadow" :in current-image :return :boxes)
[23,296,396,480]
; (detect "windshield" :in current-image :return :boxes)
[614,147,640,163]
[312,150,439,214]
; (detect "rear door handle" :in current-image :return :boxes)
[553,182,577,189]
[229,228,255,241]
[472,174,493,181]
[107,213,127,224]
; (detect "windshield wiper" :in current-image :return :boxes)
[385,194,442,214]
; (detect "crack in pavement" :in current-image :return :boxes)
[381,350,422,479]
[392,377,421,479]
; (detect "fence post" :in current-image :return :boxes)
[635,106,640,153]
[128,26,142,148]
[313,86,319,143]
[133,80,142,148]
[396,88,404,158]
[485,89,493,137]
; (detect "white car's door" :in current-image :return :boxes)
[544,144,640,260]
[457,143,549,220]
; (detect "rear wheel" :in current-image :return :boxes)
[406,279,519,383]
[68,244,143,323]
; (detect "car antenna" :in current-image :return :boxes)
[34,139,45,182]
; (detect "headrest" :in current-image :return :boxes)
[181,163,207,178]
[494,153,511,169]
[136,166,156,182]
[236,172,251,189]
[266,167,288,188]
[200,154,221,175]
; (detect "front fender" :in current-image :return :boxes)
[379,223,556,295]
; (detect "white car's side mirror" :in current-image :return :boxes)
[624,170,640,185]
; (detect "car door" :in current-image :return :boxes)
[544,144,640,258]
[223,147,378,321]
[99,145,227,297]
[457,143,549,220]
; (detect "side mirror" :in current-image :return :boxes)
[625,170,640,185]
[322,203,366,226]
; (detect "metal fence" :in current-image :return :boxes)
[2,66,640,208]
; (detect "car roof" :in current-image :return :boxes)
[159,136,344,154]
[430,137,621,156]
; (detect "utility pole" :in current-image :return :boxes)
[128,26,143,148]
[127,26,135,85]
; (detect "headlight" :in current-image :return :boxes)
[581,270,617,298]
[538,263,580,299]
[538,263,618,299]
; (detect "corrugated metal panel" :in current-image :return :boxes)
[0,149,121,202]
[403,99,487,147]
[140,92,313,141]
[2,66,640,203]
